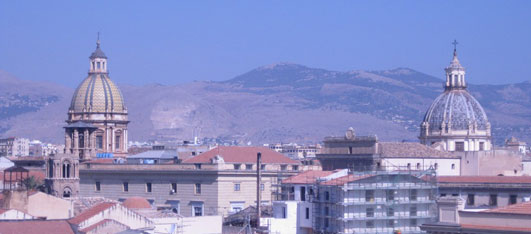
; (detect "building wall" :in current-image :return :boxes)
[439,187,531,208]
[0,209,34,220]
[382,158,461,176]
[458,150,523,176]
[182,215,222,234]
[459,211,531,230]
[79,166,294,217]
[27,192,74,219]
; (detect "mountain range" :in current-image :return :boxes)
[0,63,530,145]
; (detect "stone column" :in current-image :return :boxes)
[73,129,79,155]
[124,128,128,153]
[65,130,72,153]
[111,128,115,152]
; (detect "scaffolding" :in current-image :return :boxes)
[311,166,438,234]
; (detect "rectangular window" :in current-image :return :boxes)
[230,202,244,214]
[455,142,465,152]
[261,164,266,170]
[96,136,103,149]
[234,164,241,170]
[195,183,201,194]
[194,164,201,169]
[245,164,253,170]
[115,135,120,150]
[366,207,374,217]
[387,220,395,228]
[282,206,287,218]
[366,220,374,228]
[489,194,497,206]
[387,207,394,217]
[410,219,417,227]
[479,142,485,151]
[192,202,203,216]
[410,206,417,217]
[95,181,101,191]
[171,183,177,194]
[260,183,265,191]
[292,165,299,171]
[281,165,287,171]
[325,191,330,201]
[305,207,310,219]
[467,194,475,206]
[366,190,375,202]
[123,182,128,192]
[234,183,240,191]
[510,195,518,205]
[387,190,395,201]
[410,190,417,201]
[146,183,152,193]
[452,163,456,169]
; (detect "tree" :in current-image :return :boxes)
[21,175,45,191]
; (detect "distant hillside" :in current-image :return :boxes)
[0,64,529,145]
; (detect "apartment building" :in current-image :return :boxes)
[0,137,29,157]
[78,146,301,217]
[268,168,438,234]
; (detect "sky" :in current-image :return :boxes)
[1,1,531,87]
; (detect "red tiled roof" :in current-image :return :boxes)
[482,201,531,215]
[0,220,75,234]
[438,176,531,184]
[461,224,531,232]
[321,174,372,186]
[379,142,456,158]
[122,197,151,209]
[183,146,299,164]
[282,170,335,184]
[69,202,116,225]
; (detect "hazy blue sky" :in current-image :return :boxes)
[1,1,530,87]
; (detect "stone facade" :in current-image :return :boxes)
[45,153,80,198]
[79,162,299,217]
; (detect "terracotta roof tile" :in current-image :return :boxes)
[282,170,335,184]
[183,146,299,164]
[438,176,531,184]
[321,174,373,186]
[122,197,151,209]
[0,220,75,234]
[69,202,116,225]
[482,201,531,215]
[379,142,456,158]
[461,224,531,232]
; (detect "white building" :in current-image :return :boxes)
[0,137,29,157]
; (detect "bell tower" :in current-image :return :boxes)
[45,152,80,198]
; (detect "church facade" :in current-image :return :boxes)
[419,44,492,152]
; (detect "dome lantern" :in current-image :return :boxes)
[89,33,108,74]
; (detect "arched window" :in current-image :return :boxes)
[62,161,71,178]
[63,187,72,198]
[48,159,54,178]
